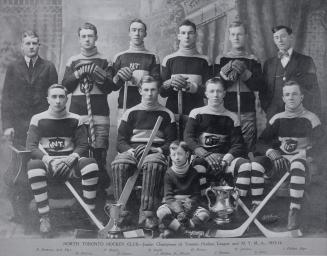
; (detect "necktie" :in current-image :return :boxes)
[278,51,290,59]
[28,58,34,78]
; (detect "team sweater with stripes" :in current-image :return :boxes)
[256,105,324,156]
[161,47,211,115]
[26,109,89,159]
[164,165,201,204]
[215,50,263,113]
[62,47,118,125]
[184,105,246,158]
[117,102,177,155]
[113,44,160,109]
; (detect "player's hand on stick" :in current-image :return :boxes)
[171,75,188,90]
[231,60,247,74]
[116,67,133,82]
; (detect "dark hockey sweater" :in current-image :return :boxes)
[164,166,201,204]
[215,51,263,113]
[184,105,246,157]
[117,103,177,155]
[62,50,117,124]
[161,50,210,115]
[26,109,89,159]
[256,107,323,156]
[113,48,160,109]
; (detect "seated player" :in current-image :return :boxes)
[252,80,324,230]
[26,84,99,236]
[157,141,210,238]
[184,77,253,202]
[111,75,177,230]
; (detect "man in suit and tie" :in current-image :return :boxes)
[260,25,321,121]
[1,30,58,146]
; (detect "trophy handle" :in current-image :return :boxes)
[205,187,216,210]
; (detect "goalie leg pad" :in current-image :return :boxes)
[27,160,49,215]
[140,153,167,212]
[111,152,137,202]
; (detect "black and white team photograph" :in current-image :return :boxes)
[0,0,326,255]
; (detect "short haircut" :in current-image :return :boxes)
[47,84,68,96]
[169,141,191,154]
[272,25,292,34]
[228,20,247,33]
[129,18,147,33]
[205,77,227,91]
[21,30,39,42]
[283,80,302,93]
[139,75,160,89]
[179,19,196,33]
[78,22,97,37]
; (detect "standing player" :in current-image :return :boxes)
[26,84,99,236]
[252,80,324,230]
[184,78,253,201]
[111,75,176,230]
[62,22,117,188]
[112,18,160,121]
[215,21,263,152]
[161,20,210,137]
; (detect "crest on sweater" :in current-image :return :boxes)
[80,80,94,94]
[283,139,298,153]
[48,137,65,150]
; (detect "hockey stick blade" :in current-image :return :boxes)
[234,194,302,237]
[206,170,291,237]
[99,116,163,237]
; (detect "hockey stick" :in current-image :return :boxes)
[233,194,303,237]
[177,89,183,140]
[38,145,104,230]
[236,78,241,124]
[206,169,291,237]
[99,116,163,237]
[123,81,128,112]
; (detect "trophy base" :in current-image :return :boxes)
[213,216,231,225]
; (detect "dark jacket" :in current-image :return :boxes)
[1,56,58,145]
[260,51,321,121]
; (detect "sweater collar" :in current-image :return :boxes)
[140,100,161,110]
[129,42,146,52]
[207,102,226,113]
[81,46,98,57]
[47,107,68,118]
[171,161,190,176]
[285,103,305,118]
[177,45,199,56]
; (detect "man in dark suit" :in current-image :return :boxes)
[260,25,321,121]
[2,30,58,146]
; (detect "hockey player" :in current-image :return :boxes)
[184,77,252,201]
[62,22,117,189]
[215,21,263,152]
[26,84,99,236]
[161,20,210,137]
[111,75,177,230]
[252,80,324,230]
[157,141,210,238]
[112,18,160,121]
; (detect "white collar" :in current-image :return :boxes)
[24,56,38,66]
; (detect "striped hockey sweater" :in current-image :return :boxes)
[26,109,89,159]
[117,103,177,155]
[256,108,324,156]
[184,105,246,157]
[161,50,211,115]
[113,48,160,109]
[215,51,263,113]
[62,50,118,125]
